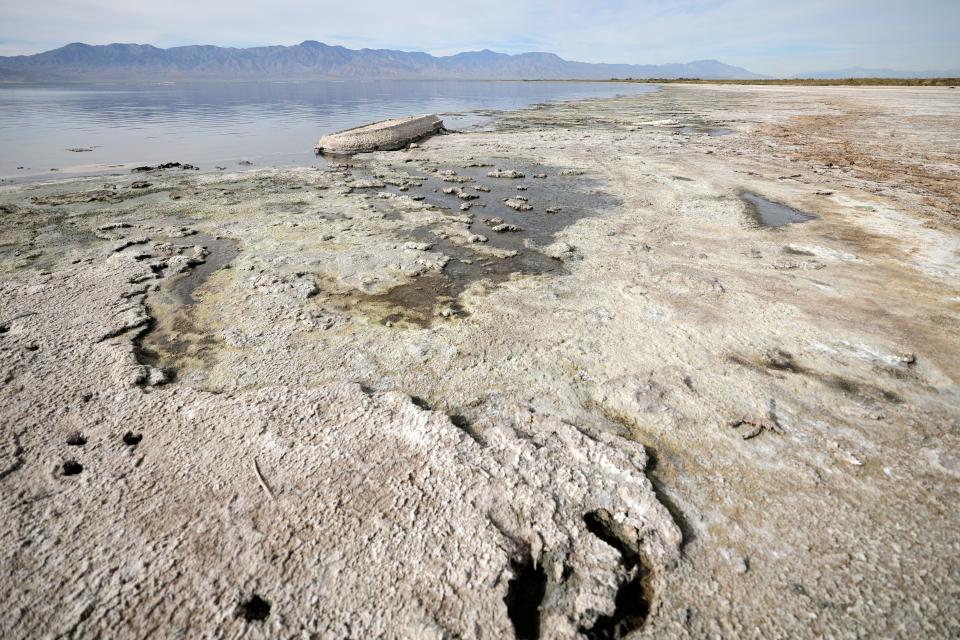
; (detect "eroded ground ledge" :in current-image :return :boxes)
[1,84,959,638]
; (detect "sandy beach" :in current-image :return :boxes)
[1,83,958,638]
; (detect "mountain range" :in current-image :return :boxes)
[0,41,764,81]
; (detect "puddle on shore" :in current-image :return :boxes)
[741,192,816,228]
[325,161,615,327]
[169,237,239,303]
[135,234,239,379]
[326,249,563,328]
[678,126,733,137]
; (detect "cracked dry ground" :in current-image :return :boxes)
[1,84,959,638]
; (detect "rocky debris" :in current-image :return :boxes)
[473,185,491,192]
[492,223,523,233]
[350,179,385,190]
[729,415,783,440]
[460,202,473,211]
[66,147,93,152]
[533,173,548,179]
[440,172,473,184]
[404,242,434,251]
[298,309,336,331]
[770,259,826,270]
[250,271,320,299]
[130,181,152,189]
[238,160,254,166]
[516,185,528,191]
[107,237,150,254]
[96,222,132,233]
[544,241,577,261]
[30,190,117,206]
[559,169,586,176]
[546,206,562,214]
[467,234,488,243]
[487,169,525,179]
[458,191,479,201]
[504,198,533,212]
[131,162,198,173]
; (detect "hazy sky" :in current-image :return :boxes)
[1,0,958,75]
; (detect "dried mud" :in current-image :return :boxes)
[1,84,959,639]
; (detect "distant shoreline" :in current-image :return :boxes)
[527,77,960,87]
[2,77,956,87]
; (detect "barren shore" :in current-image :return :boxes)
[2,84,959,638]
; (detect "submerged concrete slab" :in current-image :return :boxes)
[315,114,444,155]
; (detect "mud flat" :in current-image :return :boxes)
[1,84,959,638]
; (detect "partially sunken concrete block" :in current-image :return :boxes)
[315,114,444,155]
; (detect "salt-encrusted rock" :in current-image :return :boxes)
[350,179,385,189]
[487,169,525,179]
[544,241,578,261]
[504,198,533,211]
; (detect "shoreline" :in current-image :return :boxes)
[2,83,959,638]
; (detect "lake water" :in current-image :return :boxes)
[0,81,655,181]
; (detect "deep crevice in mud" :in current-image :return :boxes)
[131,314,176,383]
[504,552,547,640]
[409,395,432,410]
[644,447,695,549]
[62,460,83,476]
[239,594,271,621]
[581,509,655,639]
[586,402,694,549]
[66,432,86,446]
[583,576,651,640]
[448,413,486,446]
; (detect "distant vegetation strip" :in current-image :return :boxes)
[599,77,960,86]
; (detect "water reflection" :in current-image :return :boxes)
[0,80,655,178]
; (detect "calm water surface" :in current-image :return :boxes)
[0,81,655,180]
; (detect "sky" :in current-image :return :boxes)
[1,0,958,76]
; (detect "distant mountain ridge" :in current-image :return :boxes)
[0,41,765,81]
